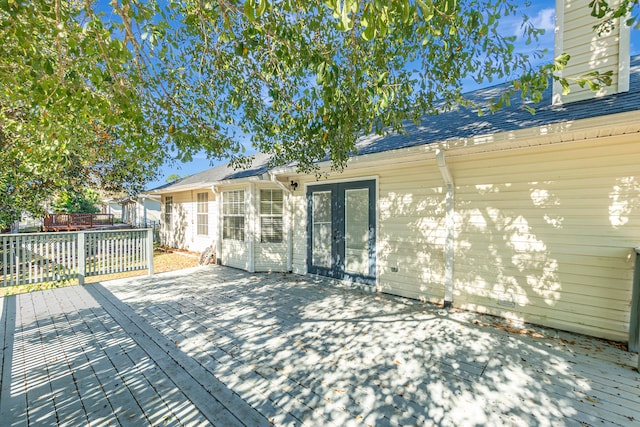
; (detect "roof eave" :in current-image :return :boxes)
[271,109,640,175]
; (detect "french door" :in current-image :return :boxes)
[307,180,376,285]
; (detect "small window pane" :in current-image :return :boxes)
[223,190,245,241]
[260,189,283,243]
[197,192,208,236]
[164,196,173,231]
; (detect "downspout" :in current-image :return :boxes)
[436,149,455,309]
[270,173,293,272]
[212,185,222,265]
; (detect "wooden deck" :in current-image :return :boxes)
[43,213,115,232]
[1,266,638,426]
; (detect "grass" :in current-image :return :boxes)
[0,249,200,297]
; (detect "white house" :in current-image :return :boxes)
[154,2,640,345]
[120,194,161,228]
[102,194,161,227]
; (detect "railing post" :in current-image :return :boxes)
[13,236,19,286]
[147,228,154,276]
[629,249,640,372]
[78,232,86,285]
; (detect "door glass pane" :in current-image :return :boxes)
[344,188,369,275]
[312,191,332,268]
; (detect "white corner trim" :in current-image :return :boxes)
[618,13,631,93]
[552,0,565,106]
[211,186,222,264]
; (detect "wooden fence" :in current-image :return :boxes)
[1,229,154,287]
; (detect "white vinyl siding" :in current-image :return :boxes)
[223,190,245,241]
[197,192,209,236]
[160,190,217,252]
[289,131,640,341]
[451,134,639,341]
[555,0,628,103]
[290,188,309,275]
[376,165,447,302]
[222,239,250,270]
[254,243,288,272]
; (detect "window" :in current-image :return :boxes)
[223,190,245,240]
[260,189,283,243]
[164,196,173,230]
[196,192,209,236]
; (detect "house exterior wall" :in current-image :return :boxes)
[377,163,447,302]
[289,160,449,303]
[218,183,289,272]
[450,133,639,341]
[254,182,289,272]
[161,190,217,253]
[140,198,161,225]
[222,239,251,270]
[103,202,122,220]
[290,184,308,275]
[287,131,639,341]
[554,0,630,104]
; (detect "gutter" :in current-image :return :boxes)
[436,149,455,309]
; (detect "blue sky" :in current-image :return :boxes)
[146,0,640,190]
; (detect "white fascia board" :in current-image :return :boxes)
[150,176,261,194]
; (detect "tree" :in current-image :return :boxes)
[138,0,613,172]
[590,0,640,32]
[165,174,182,183]
[0,0,620,230]
[52,188,101,214]
[0,0,163,229]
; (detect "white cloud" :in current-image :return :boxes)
[530,8,555,33]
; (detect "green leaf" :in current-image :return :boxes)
[244,0,256,22]
[257,0,267,17]
[316,61,327,85]
[362,24,375,41]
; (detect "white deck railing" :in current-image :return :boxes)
[1,229,154,287]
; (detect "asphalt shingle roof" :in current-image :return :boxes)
[149,153,271,192]
[354,55,640,156]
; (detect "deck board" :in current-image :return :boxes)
[0,266,639,426]
[103,267,640,426]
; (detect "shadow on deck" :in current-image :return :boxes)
[1,266,638,426]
